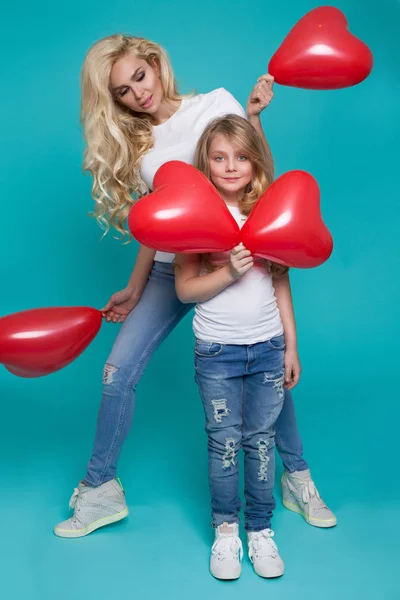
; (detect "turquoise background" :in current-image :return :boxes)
[1,0,399,598]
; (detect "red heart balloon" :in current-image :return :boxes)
[240,171,333,268]
[129,161,240,253]
[0,307,102,377]
[268,6,373,90]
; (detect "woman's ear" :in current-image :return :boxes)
[152,56,160,76]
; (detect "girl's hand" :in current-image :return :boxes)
[284,348,301,390]
[101,287,141,324]
[229,243,254,279]
[246,74,275,117]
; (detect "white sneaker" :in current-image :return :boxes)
[54,478,128,538]
[210,522,243,580]
[281,469,337,528]
[248,529,284,578]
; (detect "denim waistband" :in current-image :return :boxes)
[153,260,175,275]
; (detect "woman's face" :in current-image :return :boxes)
[110,54,164,114]
[208,134,254,200]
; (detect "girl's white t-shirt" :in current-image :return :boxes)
[193,205,283,345]
[140,88,247,263]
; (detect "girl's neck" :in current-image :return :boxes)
[219,190,243,208]
[152,98,182,125]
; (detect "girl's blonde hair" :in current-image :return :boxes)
[81,34,183,239]
[195,114,288,277]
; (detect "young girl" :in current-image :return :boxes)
[175,115,298,580]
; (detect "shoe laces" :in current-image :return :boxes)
[301,480,320,504]
[69,488,79,509]
[212,530,243,563]
[248,529,278,560]
[68,486,86,524]
[289,477,328,514]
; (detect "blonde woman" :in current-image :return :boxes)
[54,34,336,538]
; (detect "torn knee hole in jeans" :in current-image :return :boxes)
[257,439,270,481]
[103,363,118,385]
[211,399,230,423]
[222,438,236,469]
[263,371,284,399]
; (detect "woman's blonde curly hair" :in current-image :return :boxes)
[81,34,184,240]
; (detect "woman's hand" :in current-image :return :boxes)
[246,74,275,117]
[101,287,142,323]
[284,347,301,390]
[229,244,254,279]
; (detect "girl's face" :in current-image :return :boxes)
[208,134,254,202]
[110,54,164,114]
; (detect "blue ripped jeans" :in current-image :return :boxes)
[84,261,307,487]
[195,338,285,532]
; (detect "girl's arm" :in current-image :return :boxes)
[175,244,253,304]
[272,272,301,389]
[175,255,234,304]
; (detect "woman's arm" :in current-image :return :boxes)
[175,244,253,304]
[272,272,301,389]
[246,74,275,181]
[248,115,274,179]
[101,244,156,323]
[126,244,156,293]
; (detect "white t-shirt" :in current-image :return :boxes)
[193,205,283,345]
[140,88,247,263]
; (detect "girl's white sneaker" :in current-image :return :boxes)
[247,528,284,578]
[210,522,243,580]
